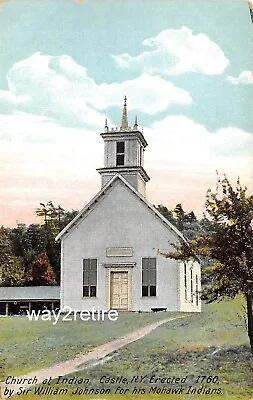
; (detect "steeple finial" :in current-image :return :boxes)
[121,96,128,130]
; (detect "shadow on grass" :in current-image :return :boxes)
[152,344,252,367]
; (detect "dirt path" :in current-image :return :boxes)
[0,315,188,399]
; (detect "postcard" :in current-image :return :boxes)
[0,1,252,399]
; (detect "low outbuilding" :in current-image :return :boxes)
[0,286,60,316]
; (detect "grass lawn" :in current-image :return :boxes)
[2,297,253,400]
[0,311,177,379]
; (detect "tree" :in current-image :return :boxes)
[27,253,56,286]
[173,203,186,230]
[164,175,253,355]
[156,204,204,240]
[0,227,25,286]
[35,202,79,281]
[155,204,176,224]
[185,211,197,223]
[36,201,71,229]
[0,203,78,286]
[1,255,25,286]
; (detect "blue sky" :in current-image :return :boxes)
[0,0,252,226]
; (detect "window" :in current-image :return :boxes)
[139,147,143,166]
[142,258,156,297]
[116,141,125,166]
[196,274,199,306]
[190,269,193,303]
[184,262,187,301]
[83,259,97,297]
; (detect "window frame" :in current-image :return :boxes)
[196,274,199,306]
[83,258,97,298]
[184,262,187,301]
[142,257,157,297]
[190,268,193,303]
[116,141,125,166]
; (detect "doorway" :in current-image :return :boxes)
[110,271,129,310]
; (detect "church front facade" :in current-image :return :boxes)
[56,99,201,313]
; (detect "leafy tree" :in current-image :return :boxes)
[173,203,185,230]
[1,256,25,286]
[26,253,56,286]
[36,201,71,230]
[9,223,27,260]
[9,223,47,281]
[0,203,78,286]
[164,175,253,355]
[156,204,204,240]
[155,204,176,224]
[42,223,60,282]
[59,209,79,230]
[35,202,79,281]
[23,224,46,256]
[0,227,25,286]
[35,201,59,225]
[173,204,199,234]
[185,211,197,223]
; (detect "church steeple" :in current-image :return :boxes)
[121,96,128,130]
[97,98,150,197]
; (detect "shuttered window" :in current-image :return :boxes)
[142,258,156,297]
[83,259,97,297]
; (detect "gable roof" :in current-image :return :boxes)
[55,174,188,243]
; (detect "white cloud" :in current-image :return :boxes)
[0,113,103,226]
[112,27,229,76]
[0,53,106,128]
[145,115,252,174]
[94,74,191,115]
[0,113,102,173]
[0,113,58,143]
[227,70,253,85]
[0,52,191,127]
[144,115,253,214]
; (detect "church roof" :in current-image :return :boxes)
[55,173,188,243]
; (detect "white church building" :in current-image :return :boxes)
[56,99,201,313]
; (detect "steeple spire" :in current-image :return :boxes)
[133,115,138,130]
[120,96,128,130]
[104,118,108,133]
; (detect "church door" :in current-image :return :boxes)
[110,271,129,310]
